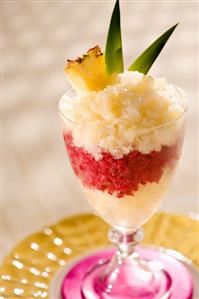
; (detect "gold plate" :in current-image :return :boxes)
[1,212,199,298]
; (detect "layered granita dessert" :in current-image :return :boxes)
[58,3,192,298]
[59,46,187,229]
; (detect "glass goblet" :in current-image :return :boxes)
[59,87,187,299]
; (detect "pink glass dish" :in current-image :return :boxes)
[61,247,193,299]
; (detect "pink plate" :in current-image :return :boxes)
[61,246,193,299]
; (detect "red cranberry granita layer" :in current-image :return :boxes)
[64,133,181,198]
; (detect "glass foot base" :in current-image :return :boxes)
[82,259,171,299]
[61,247,193,299]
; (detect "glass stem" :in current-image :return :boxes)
[109,226,144,259]
[99,227,144,290]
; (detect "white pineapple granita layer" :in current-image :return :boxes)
[60,71,187,159]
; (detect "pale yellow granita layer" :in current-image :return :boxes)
[60,71,187,159]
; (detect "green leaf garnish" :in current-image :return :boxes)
[128,23,179,74]
[105,0,124,75]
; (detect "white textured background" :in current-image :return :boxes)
[2,0,198,257]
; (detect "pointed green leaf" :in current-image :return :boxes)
[105,0,124,75]
[128,23,179,74]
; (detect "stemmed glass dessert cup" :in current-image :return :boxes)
[59,88,187,299]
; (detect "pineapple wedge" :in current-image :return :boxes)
[65,46,116,95]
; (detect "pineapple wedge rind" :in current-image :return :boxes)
[65,45,116,95]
